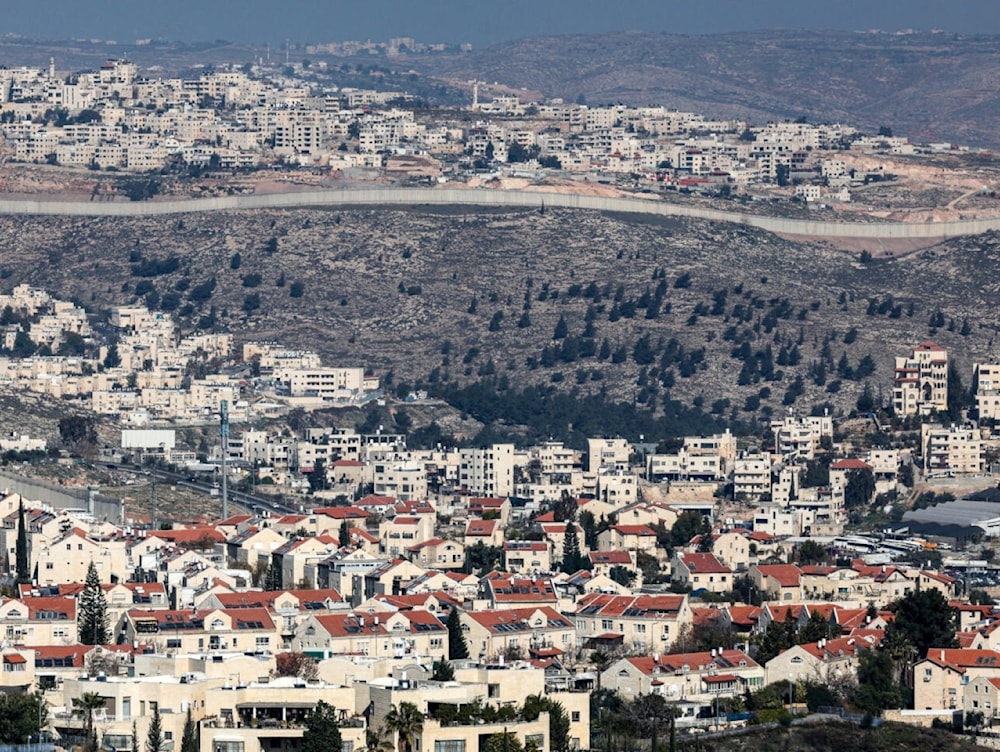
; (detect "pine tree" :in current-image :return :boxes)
[560,522,585,573]
[446,607,469,660]
[301,701,342,752]
[15,500,30,584]
[339,520,351,549]
[145,704,163,752]
[78,561,109,645]
[180,707,197,752]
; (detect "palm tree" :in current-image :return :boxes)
[72,692,106,741]
[364,726,393,752]
[384,702,423,752]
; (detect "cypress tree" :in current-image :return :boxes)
[446,607,469,660]
[180,707,197,752]
[560,522,585,574]
[145,704,163,752]
[15,500,30,584]
[78,561,109,645]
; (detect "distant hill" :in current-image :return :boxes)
[407,29,1000,149]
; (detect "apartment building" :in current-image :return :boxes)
[458,444,515,497]
[894,341,948,416]
[921,423,984,475]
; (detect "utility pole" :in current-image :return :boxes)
[151,455,158,530]
[220,400,229,521]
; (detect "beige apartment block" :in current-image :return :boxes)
[894,341,948,416]
[921,423,984,475]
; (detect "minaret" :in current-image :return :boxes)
[49,57,55,79]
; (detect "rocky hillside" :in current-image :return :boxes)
[4,205,1000,441]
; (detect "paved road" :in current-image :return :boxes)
[2,187,999,241]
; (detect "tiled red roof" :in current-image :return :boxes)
[466,519,497,536]
[627,650,757,675]
[756,564,802,587]
[590,550,633,565]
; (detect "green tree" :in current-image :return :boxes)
[798,611,841,644]
[385,702,423,752]
[670,510,704,548]
[180,707,197,752]
[560,522,587,573]
[844,468,876,511]
[78,561,109,645]
[753,613,797,664]
[447,607,469,659]
[301,701,342,752]
[485,733,524,752]
[0,692,47,743]
[887,589,957,658]
[308,458,327,494]
[103,343,121,369]
[796,539,829,565]
[364,727,393,752]
[523,695,570,752]
[854,649,903,715]
[339,520,351,548]
[431,660,455,681]
[73,692,105,743]
[15,499,30,584]
[145,703,163,752]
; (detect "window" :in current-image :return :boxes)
[256,637,269,649]
[214,743,244,752]
[434,742,465,752]
[430,638,443,650]
[571,711,580,722]
[166,639,181,649]
[488,684,500,698]
[635,624,646,634]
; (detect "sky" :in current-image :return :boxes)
[2,0,998,47]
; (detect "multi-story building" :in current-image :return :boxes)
[894,341,948,416]
[921,423,984,475]
[458,444,515,497]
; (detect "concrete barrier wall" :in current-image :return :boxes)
[1,188,998,240]
[0,470,122,522]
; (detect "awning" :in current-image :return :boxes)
[704,674,738,683]
[236,702,317,709]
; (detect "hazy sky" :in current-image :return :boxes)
[3,0,998,46]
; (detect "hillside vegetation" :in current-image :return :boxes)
[4,206,1000,443]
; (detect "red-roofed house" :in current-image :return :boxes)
[601,650,762,711]
[468,497,512,525]
[464,518,503,547]
[672,552,732,594]
[503,541,551,574]
[292,609,446,660]
[0,648,32,692]
[117,607,278,654]
[406,538,466,570]
[915,649,1000,710]
[764,632,879,685]
[964,676,1000,722]
[379,514,436,557]
[588,550,637,579]
[481,574,558,610]
[750,564,803,601]
[461,606,575,661]
[597,525,658,556]
[571,593,693,652]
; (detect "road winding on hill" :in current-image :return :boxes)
[1,187,999,241]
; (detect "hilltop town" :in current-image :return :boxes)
[0,56,996,228]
